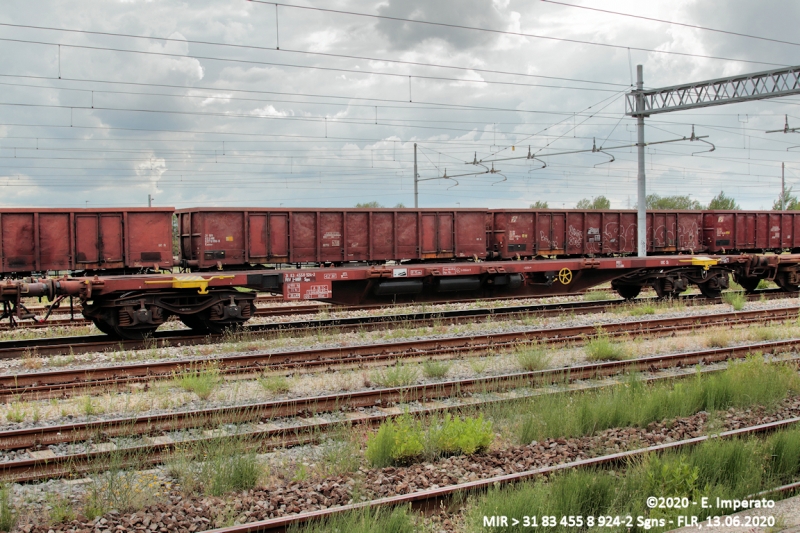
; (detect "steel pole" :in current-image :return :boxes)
[636,65,647,257]
[414,143,419,208]
[782,162,786,211]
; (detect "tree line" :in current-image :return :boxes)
[531,190,799,211]
[354,189,797,211]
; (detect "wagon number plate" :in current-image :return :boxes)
[283,281,333,300]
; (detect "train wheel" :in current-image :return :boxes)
[615,285,641,300]
[736,277,760,294]
[91,318,117,336]
[776,279,800,293]
[698,284,722,299]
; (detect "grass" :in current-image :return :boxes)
[85,467,162,519]
[167,435,262,497]
[704,330,730,348]
[47,494,76,524]
[749,326,781,342]
[514,343,551,371]
[173,362,221,400]
[258,374,292,394]
[421,359,451,379]
[722,291,747,311]
[468,428,800,533]
[516,357,800,445]
[5,404,24,423]
[584,330,627,361]
[366,413,493,467]
[370,363,418,388]
[288,505,417,533]
[0,485,15,532]
[319,430,363,477]
[583,291,613,301]
[627,304,656,316]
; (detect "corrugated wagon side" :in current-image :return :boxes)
[703,211,800,253]
[489,209,703,258]
[0,208,173,275]
[177,208,488,269]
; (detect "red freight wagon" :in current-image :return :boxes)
[703,211,800,253]
[0,208,174,274]
[177,208,487,269]
[488,210,703,258]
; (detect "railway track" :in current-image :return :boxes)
[205,417,800,533]
[0,285,761,331]
[0,289,790,359]
[1,339,798,483]
[2,305,799,401]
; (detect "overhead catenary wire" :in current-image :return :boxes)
[0,36,622,93]
[540,0,800,48]
[0,22,628,88]
[248,1,790,67]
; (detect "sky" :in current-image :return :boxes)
[0,0,799,209]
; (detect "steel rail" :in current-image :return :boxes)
[0,339,798,482]
[2,305,797,401]
[208,417,800,533]
[0,290,789,359]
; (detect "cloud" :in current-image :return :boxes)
[375,0,512,50]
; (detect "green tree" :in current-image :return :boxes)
[575,196,611,209]
[773,187,800,210]
[355,201,383,208]
[707,191,740,210]
[645,194,702,210]
[530,200,549,209]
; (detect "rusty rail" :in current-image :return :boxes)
[2,306,797,401]
[206,417,800,533]
[0,290,792,359]
[0,341,798,482]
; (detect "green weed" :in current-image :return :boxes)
[5,404,24,423]
[370,363,418,388]
[48,494,76,524]
[722,291,746,311]
[517,357,799,444]
[288,505,416,533]
[628,304,656,316]
[515,344,551,372]
[167,435,261,497]
[258,374,291,394]
[0,485,15,532]
[584,331,627,361]
[366,413,493,467]
[583,291,613,301]
[173,362,221,400]
[421,360,451,379]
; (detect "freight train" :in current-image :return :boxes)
[1,206,798,338]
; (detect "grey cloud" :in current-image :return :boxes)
[375,0,510,50]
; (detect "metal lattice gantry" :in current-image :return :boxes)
[626,65,800,116]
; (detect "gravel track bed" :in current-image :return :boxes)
[12,394,800,533]
[0,361,694,462]
[0,307,797,432]
[2,296,792,378]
